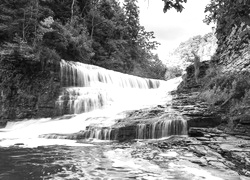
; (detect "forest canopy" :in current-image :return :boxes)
[0,0,166,79]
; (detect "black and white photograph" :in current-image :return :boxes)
[0,0,250,179]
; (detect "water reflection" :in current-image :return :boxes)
[0,143,172,180]
[0,144,111,180]
[0,141,223,180]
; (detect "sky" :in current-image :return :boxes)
[137,0,214,60]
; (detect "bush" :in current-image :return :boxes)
[199,69,250,108]
[199,87,231,105]
[41,17,93,64]
[39,47,61,71]
[164,66,183,80]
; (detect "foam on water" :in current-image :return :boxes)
[0,60,182,147]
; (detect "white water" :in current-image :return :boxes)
[0,61,234,180]
[136,117,187,139]
[0,60,182,147]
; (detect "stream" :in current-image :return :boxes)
[0,140,227,180]
[0,60,244,180]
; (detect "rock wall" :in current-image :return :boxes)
[0,53,61,125]
[213,20,250,136]
[216,22,250,73]
[177,61,210,93]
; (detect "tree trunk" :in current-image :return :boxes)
[71,0,75,23]
[91,14,95,40]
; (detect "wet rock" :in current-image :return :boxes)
[182,156,208,166]
[189,145,207,156]
[172,92,222,129]
[154,128,250,177]
[117,126,137,141]
[186,116,222,128]
[205,156,218,162]
[240,175,250,180]
[239,115,250,125]
[0,120,7,128]
[196,137,210,141]
[208,161,228,170]
[188,127,204,137]
[224,160,236,169]
[14,143,24,146]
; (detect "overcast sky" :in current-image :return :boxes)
[137,0,214,60]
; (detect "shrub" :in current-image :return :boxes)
[164,66,183,80]
[199,69,250,111]
[39,47,61,71]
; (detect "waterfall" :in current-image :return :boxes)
[72,127,115,140]
[136,117,187,139]
[57,60,162,115]
[0,60,185,146]
[56,87,109,114]
[60,60,160,89]
[40,127,115,140]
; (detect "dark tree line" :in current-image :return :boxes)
[0,0,166,79]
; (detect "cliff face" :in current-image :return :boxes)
[0,53,61,124]
[177,20,250,137]
[216,23,250,73]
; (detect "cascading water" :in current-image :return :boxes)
[57,60,161,115]
[0,59,185,146]
[60,60,160,89]
[136,118,187,140]
[2,60,227,180]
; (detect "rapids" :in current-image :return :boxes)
[0,60,183,143]
[1,60,223,180]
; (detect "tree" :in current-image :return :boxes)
[0,0,166,79]
[204,0,250,58]
[123,0,159,62]
[204,0,250,40]
[39,0,73,24]
[0,0,36,43]
[124,0,140,41]
[162,0,188,13]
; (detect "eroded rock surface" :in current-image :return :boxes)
[147,128,250,178]
[172,92,222,128]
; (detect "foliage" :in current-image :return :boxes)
[167,32,217,71]
[144,54,167,80]
[0,0,53,44]
[0,0,164,79]
[162,0,187,13]
[129,53,166,79]
[199,69,250,129]
[199,67,250,110]
[204,0,250,51]
[204,0,250,27]
[172,33,217,63]
[164,66,182,80]
[46,17,93,63]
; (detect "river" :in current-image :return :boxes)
[0,60,228,180]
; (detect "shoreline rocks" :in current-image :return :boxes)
[149,128,250,177]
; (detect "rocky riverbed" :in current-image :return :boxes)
[5,85,250,179]
[171,91,250,178]
[127,130,250,180]
[38,90,250,179]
